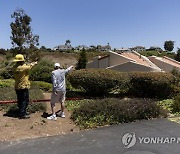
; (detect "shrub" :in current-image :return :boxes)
[172,95,180,113]
[29,60,54,83]
[71,98,167,129]
[68,69,177,98]
[158,99,174,113]
[31,81,52,92]
[68,69,129,96]
[0,79,14,88]
[0,79,52,92]
[0,68,13,79]
[0,87,46,113]
[128,72,177,98]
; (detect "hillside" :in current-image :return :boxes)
[0,51,108,69]
[139,50,176,59]
[40,52,78,67]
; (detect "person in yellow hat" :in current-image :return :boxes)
[12,54,37,119]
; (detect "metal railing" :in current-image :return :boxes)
[0,97,83,104]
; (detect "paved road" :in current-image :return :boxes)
[0,119,180,154]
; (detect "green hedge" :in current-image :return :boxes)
[128,72,177,98]
[68,69,129,96]
[68,69,177,98]
[71,98,167,129]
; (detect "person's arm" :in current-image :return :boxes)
[64,65,74,74]
[52,72,58,93]
[22,62,38,70]
[29,61,38,68]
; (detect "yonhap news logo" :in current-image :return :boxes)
[122,132,180,149]
[122,132,136,148]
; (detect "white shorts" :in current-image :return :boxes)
[50,91,66,107]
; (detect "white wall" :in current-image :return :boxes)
[109,51,132,66]
[108,61,161,72]
[148,57,180,72]
[99,57,109,68]
[86,57,99,68]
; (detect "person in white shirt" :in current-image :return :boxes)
[47,63,73,120]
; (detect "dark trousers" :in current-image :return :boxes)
[15,89,29,117]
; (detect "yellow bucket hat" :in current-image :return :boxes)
[13,54,25,62]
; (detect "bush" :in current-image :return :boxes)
[31,81,52,92]
[0,79,14,88]
[71,98,167,129]
[128,72,177,98]
[29,60,54,83]
[0,87,46,113]
[158,99,174,113]
[172,95,180,113]
[68,69,129,96]
[0,79,52,92]
[0,68,13,79]
[68,69,177,98]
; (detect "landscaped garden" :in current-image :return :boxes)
[1,60,180,130]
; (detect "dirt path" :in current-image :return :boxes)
[0,93,79,142]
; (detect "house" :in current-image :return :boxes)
[131,46,146,52]
[87,50,180,72]
[86,50,162,72]
[57,45,72,51]
[115,47,131,53]
[75,45,89,50]
[148,56,180,72]
[97,44,111,51]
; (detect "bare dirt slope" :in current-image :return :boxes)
[40,52,78,67]
[0,93,79,141]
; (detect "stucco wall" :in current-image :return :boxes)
[109,52,132,66]
[108,61,160,72]
[86,57,99,68]
[99,57,109,68]
[148,57,180,72]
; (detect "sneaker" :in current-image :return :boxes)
[47,115,57,120]
[56,111,65,118]
[61,113,65,118]
[19,114,30,119]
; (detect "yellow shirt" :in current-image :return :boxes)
[12,63,33,89]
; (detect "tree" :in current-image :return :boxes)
[175,48,180,62]
[76,49,87,70]
[0,48,6,55]
[10,8,39,54]
[65,40,71,45]
[164,40,174,52]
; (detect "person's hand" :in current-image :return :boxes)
[54,91,58,95]
[71,65,75,71]
[31,61,38,66]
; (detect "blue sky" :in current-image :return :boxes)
[0,0,180,51]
